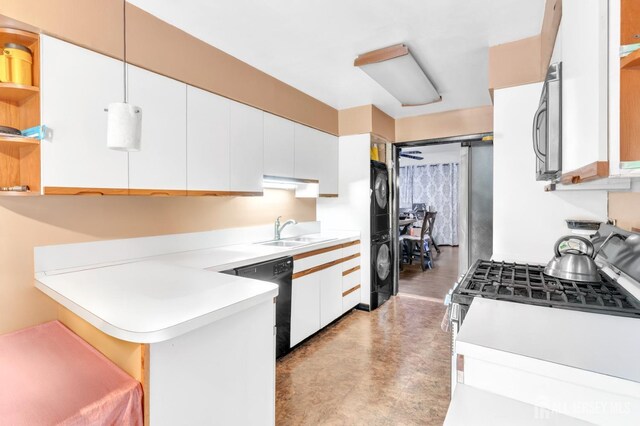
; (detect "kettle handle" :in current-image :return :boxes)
[554,235,595,258]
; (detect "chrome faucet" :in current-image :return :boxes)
[275,216,297,240]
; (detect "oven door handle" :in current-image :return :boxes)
[532,100,547,161]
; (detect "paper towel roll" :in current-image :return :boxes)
[107,102,142,152]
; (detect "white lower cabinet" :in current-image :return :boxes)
[319,264,343,328]
[342,268,361,314]
[291,242,361,347]
[290,273,321,347]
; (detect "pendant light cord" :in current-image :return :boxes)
[123,0,127,103]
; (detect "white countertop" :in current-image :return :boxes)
[457,298,640,384]
[153,231,356,272]
[35,230,359,343]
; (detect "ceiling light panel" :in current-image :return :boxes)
[355,44,440,107]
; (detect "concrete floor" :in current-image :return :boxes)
[276,296,451,425]
[399,246,459,301]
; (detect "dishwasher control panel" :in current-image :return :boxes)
[273,259,293,275]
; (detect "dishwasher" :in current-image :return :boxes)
[222,256,293,359]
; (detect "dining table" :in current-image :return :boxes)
[399,218,417,235]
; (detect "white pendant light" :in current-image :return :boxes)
[107,0,142,152]
[355,44,441,107]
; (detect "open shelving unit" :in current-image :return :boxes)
[0,28,40,196]
[619,0,640,169]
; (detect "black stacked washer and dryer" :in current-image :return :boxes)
[370,160,393,310]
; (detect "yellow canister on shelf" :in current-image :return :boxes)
[0,50,8,82]
[370,146,379,161]
[3,43,33,85]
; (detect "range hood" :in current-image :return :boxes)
[262,175,319,198]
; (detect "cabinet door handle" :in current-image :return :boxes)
[149,191,170,196]
[76,191,104,196]
[532,100,547,161]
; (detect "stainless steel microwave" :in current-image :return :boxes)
[533,62,562,181]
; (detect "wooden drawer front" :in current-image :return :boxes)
[342,285,361,313]
[293,245,342,273]
[342,254,360,272]
[342,242,360,258]
[342,267,360,292]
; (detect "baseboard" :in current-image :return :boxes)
[356,303,370,312]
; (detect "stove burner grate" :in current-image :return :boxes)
[452,260,640,317]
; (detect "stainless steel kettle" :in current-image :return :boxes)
[544,235,600,282]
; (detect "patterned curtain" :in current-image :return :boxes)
[398,166,414,209]
[399,164,459,246]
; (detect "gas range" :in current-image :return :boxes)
[451,259,640,322]
[445,225,640,422]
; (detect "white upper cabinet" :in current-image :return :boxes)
[127,65,187,192]
[40,35,128,191]
[186,86,230,192]
[263,113,294,178]
[229,101,264,192]
[294,124,339,195]
[560,0,609,172]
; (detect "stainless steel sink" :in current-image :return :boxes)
[285,237,337,243]
[256,236,337,247]
[258,240,307,247]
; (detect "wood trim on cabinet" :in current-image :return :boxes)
[354,44,408,67]
[293,252,361,280]
[342,265,361,277]
[129,189,187,196]
[44,187,129,196]
[342,284,361,297]
[292,243,343,260]
[0,27,39,46]
[319,193,339,198]
[559,161,609,185]
[341,253,361,263]
[142,344,150,426]
[341,240,361,249]
[186,190,263,197]
[292,258,344,280]
[621,50,640,71]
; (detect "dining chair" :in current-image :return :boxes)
[424,212,441,254]
[399,214,433,271]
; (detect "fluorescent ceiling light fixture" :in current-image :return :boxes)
[354,44,440,107]
[262,175,319,198]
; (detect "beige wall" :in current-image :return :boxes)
[0,190,315,335]
[488,0,562,90]
[338,105,373,137]
[608,192,640,231]
[395,106,493,142]
[338,105,395,142]
[371,106,395,142]
[489,35,544,90]
[125,4,338,135]
[0,1,338,135]
[0,0,123,58]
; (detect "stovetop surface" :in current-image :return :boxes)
[452,260,640,318]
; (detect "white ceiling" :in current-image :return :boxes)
[128,0,546,119]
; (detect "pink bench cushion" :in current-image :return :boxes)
[0,320,143,425]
